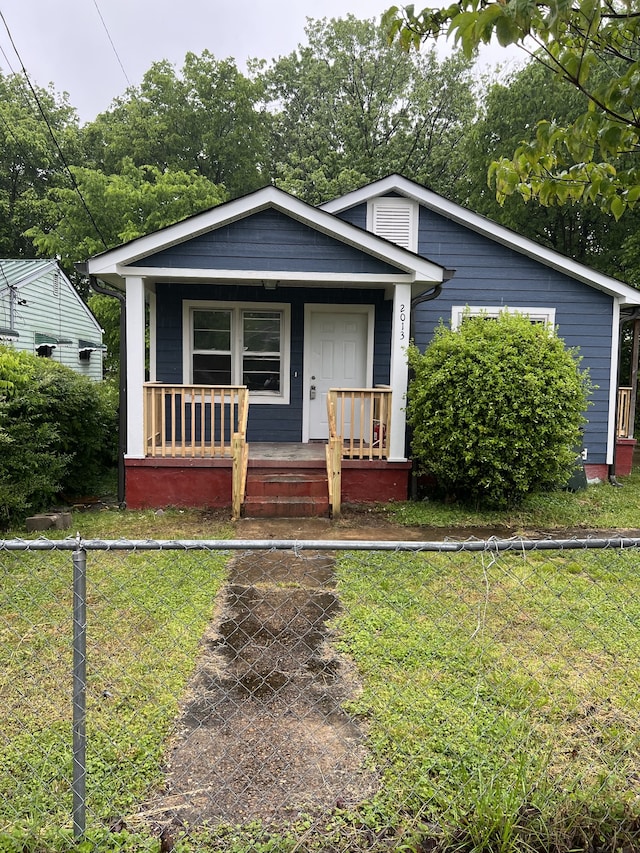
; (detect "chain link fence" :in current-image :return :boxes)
[1,535,640,852]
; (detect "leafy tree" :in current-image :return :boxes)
[406,312,592,507]
[0,71,80,256]
[464,59,640,276]
[266,16,478,204]
[26,158,227,270]
[385,0,640,218]
[81,52,270,198]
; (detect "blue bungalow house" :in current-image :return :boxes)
[84,175,640,516]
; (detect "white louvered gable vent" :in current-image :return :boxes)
[367,197,418,252]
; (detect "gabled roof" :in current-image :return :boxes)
[0,258,58,292]
[0,259,103,333]
[85,184,450,290]
[322,175,640,307]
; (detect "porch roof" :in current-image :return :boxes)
[83,185,452,297]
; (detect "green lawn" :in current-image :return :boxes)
[0,546,227,851]
[386,469,640,532]
[2,476,640,851]
[333,546,640,851]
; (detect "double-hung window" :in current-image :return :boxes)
[186,302,290,403]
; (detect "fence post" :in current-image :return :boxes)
[72,537,87,838]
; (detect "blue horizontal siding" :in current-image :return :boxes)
[154,283,391,442]
[342,201,615,465]
[132,209,400,274]
[416,206,614,464]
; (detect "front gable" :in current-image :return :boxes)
[85,185,448,290]
[323,175,640,307]
[129,208,402,275]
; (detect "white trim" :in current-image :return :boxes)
[113,268,419,284]
[182,299,291,405]
[451,305,556,328]
[323,175,640,307]
[389,283,412,461]
[607,299,621,466]
[86,184,446,285]
[125,276,146,458]
[302,304,374,443]
[148,287,157,383]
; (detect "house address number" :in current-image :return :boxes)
[399,303,406,340]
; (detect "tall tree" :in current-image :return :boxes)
[26,159,227,271]
[385,0,640,218]
[464,59,640,276]
[266,16,478,204]
[81,52,270,198]
[0,72,79,257]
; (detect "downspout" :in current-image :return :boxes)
[76,265,127,506]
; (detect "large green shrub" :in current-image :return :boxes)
[406,312,592,507]
[0,347,118,525]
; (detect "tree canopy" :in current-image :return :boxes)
[266,15,477,204]
[463,59,640,277]
[0,73,80,257]
[385,0,640,218]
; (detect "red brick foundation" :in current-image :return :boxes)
[125,458,233,509]
[124,457,412,510]
[615,438,637,477]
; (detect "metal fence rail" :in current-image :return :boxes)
[2,536,640,853]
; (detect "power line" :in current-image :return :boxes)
[92,0,131,87]
[0,9,109,251]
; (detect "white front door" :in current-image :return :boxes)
[306,308,371,440]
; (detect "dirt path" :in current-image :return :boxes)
[143,547,378,829]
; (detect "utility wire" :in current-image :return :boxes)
[0,9,110,251]
[92,0,131,87]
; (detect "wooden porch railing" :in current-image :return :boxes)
[143,384,249,517]
[326,387,392,517]
[617,386,633,439]
[327,387,392,460]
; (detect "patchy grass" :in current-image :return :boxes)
[387,470,640,532]
[3,473,640,850]
[332,546,640,850]
[0,546,227,850]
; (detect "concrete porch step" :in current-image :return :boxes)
[242,495,330,518]
[245,471,328,499]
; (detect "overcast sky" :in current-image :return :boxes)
[0,1,395,122]
[0,1,523,123]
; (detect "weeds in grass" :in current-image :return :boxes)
[389,470,640,532]
[0,547,227,848]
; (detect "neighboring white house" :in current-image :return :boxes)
[0,259,104,381]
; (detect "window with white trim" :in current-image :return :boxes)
[187,302,290,403]
[451,306,556,329]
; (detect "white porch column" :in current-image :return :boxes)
[125,276,146,458]
[389,283,412,461]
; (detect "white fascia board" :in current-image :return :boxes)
[324,175,640,306]
[86,185,445,284]
[110,267,419,285]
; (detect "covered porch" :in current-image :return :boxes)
[131,383,407,517]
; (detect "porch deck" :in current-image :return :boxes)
[246,442,328,461]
